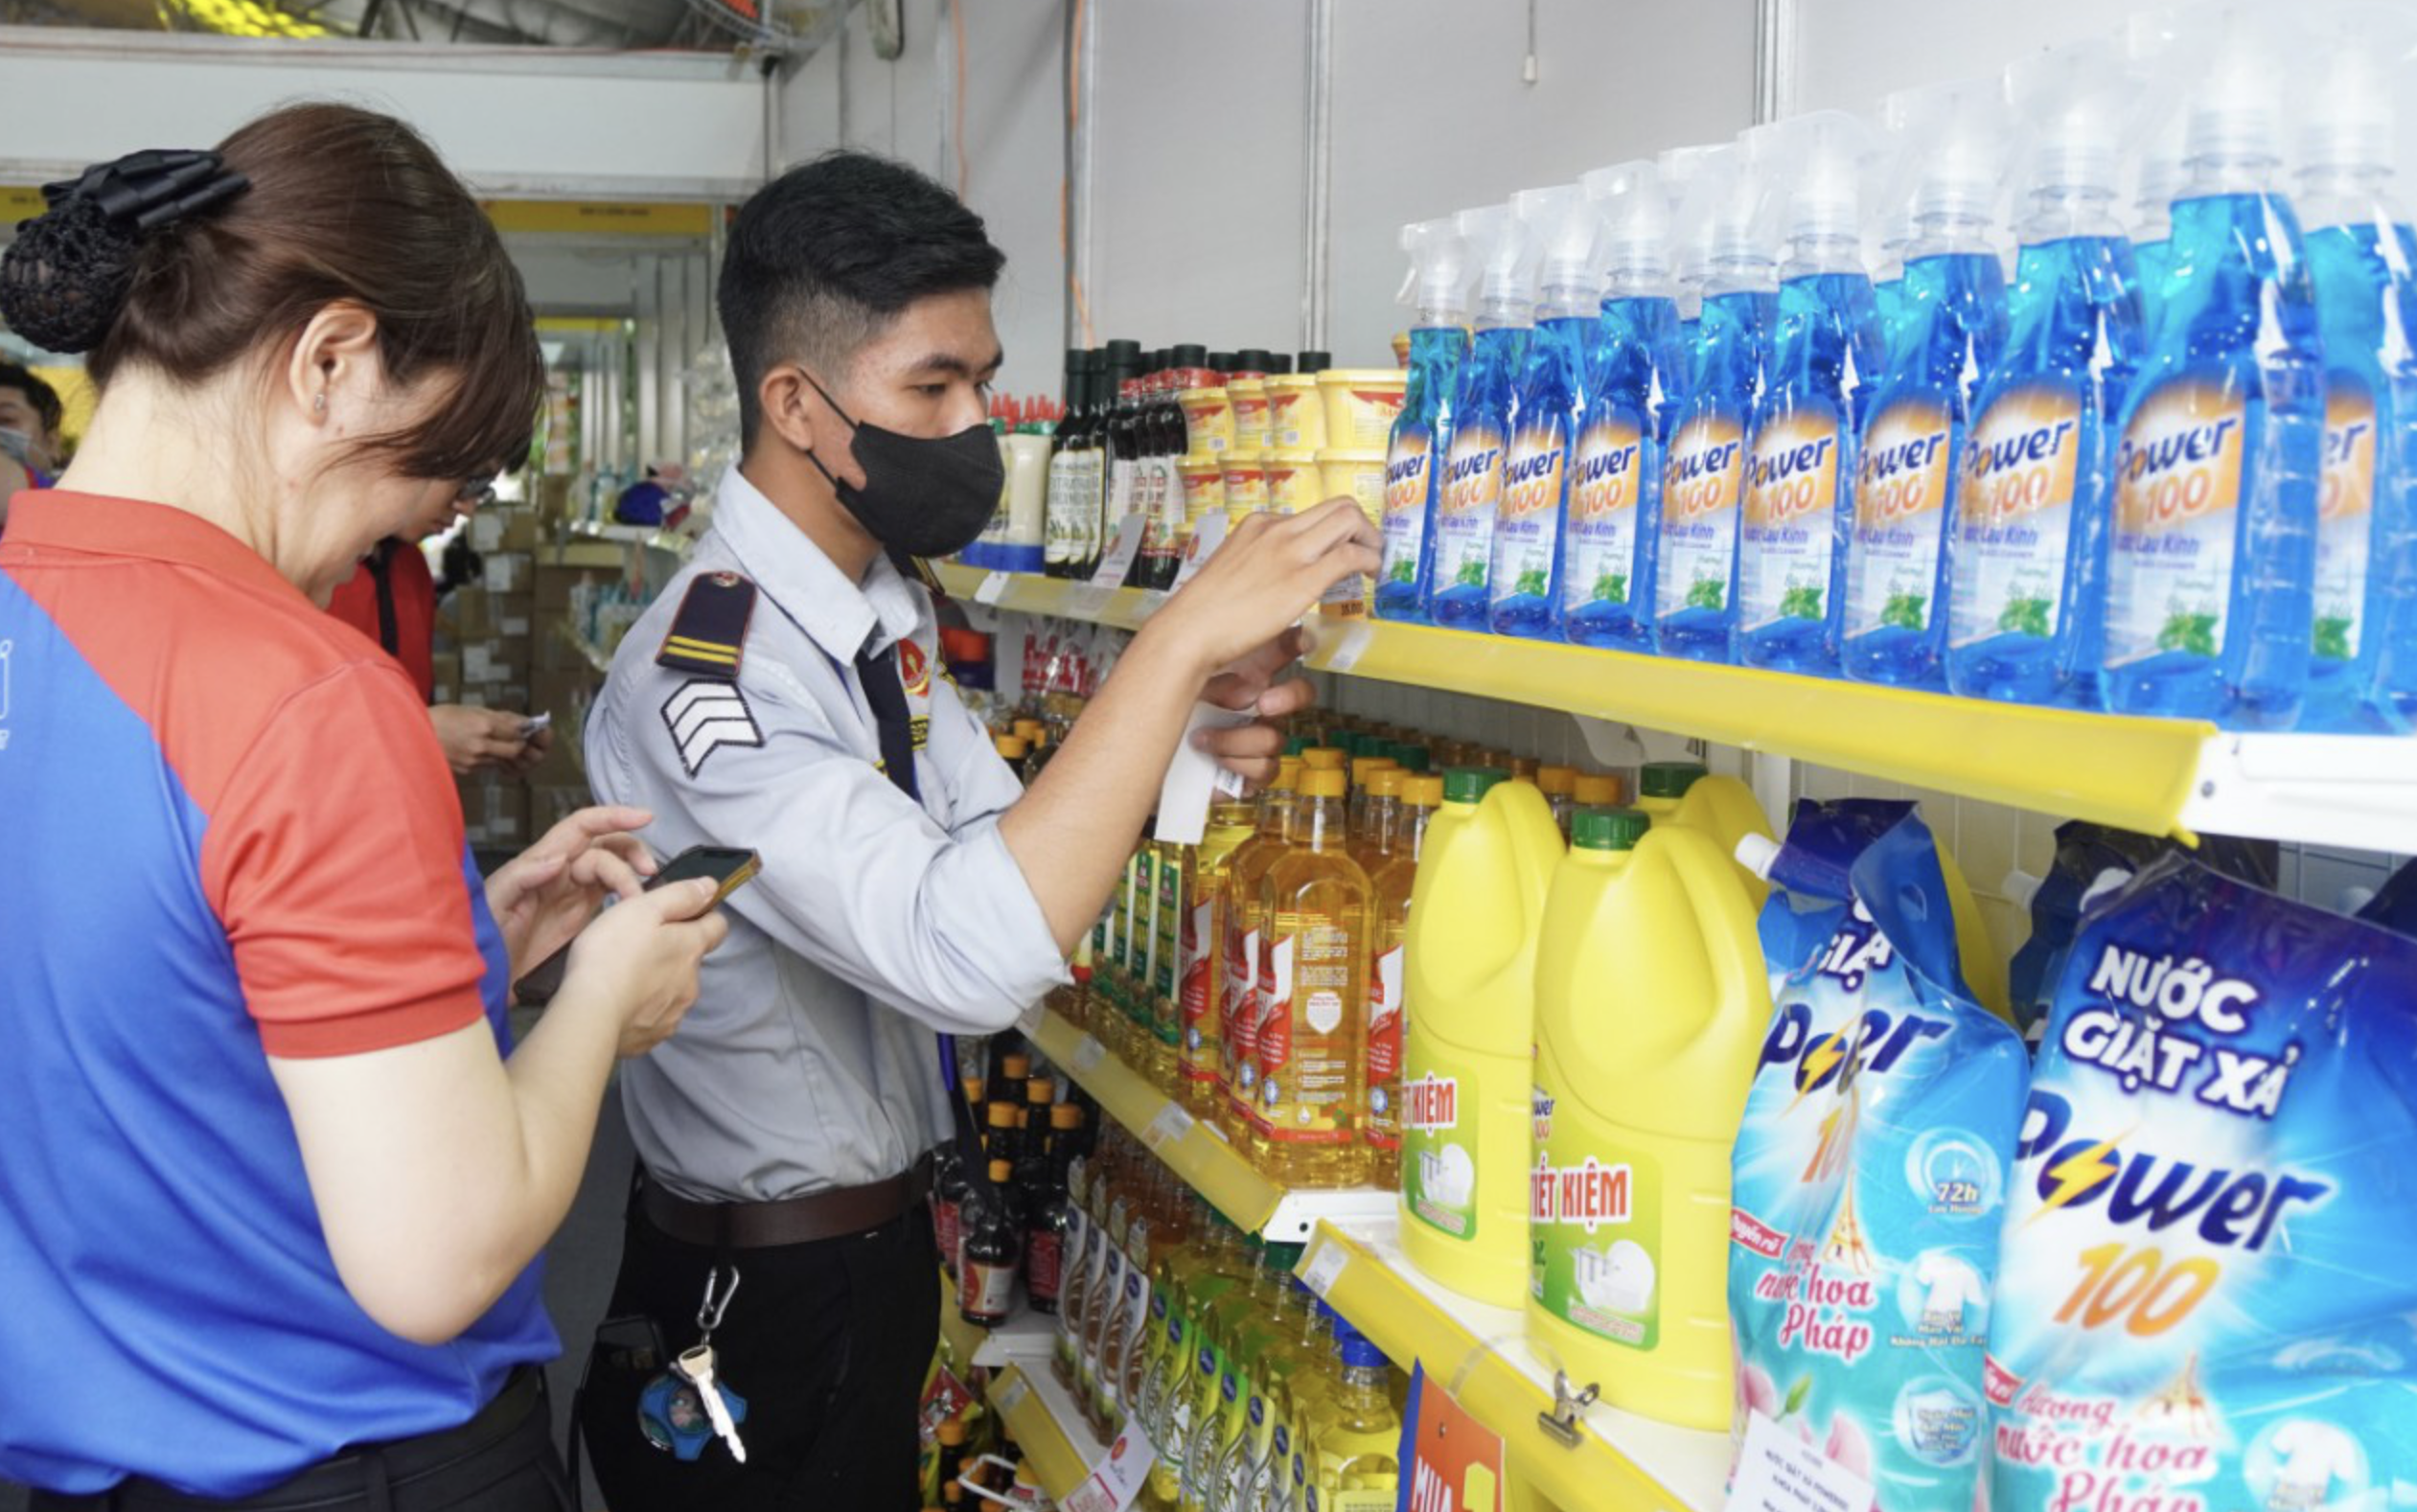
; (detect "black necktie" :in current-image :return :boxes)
[855,640,920,802]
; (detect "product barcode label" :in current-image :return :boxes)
[974,570,1013,606]
[1144,1101,1195,1150]
[1301,1237,1350,1298]
[993,1373,1028,1415]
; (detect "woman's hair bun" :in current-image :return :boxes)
[0,149,248,355]
[0,196,144,355]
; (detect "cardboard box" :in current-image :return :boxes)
[444,587,495,639]
[482,552,534,594]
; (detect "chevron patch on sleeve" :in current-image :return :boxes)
[661,677,764,776]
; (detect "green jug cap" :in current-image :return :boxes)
[1639,761,1709,799]
[1264,1241,1305,1271]
[1283,735,1309,757]
[1392,745,1432,773]
[1573,807,1651,851]
[1442,767,1509,804]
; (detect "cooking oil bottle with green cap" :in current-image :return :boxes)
[1399,767,1563,1306]
[1529,806,1769,1431]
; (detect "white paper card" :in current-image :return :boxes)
[1301,1238,1350,1298]
[974,571,1013,606]
[1143,1100,1194,1150]
[1089,513,1146,587]
[1317,620,1376,675]
[1168,511,1230,592]
[1064,1422,1156,1512]
[992,1373,1029,1416]
[1071,1037,1107,1074]
[1152,700,1256,847]
[1728,1410,1878,1512]
[1066,584,1116,621]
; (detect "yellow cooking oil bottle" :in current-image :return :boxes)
[1177,796,1260,1118]
[1220,758,1302,1141]
[1398,767,1563,1305]
[1251,768,1374,1188]
[1365,772,1441,1192]
[1528,808,1770,1431]
[1346,755,1396,841]
[1635,760,1774,906]
[1351,767,1405,872]
[1310,1323,1401,1512]
[1146,836,1187,1092]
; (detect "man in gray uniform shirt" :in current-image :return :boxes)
[576,151,1378,1509]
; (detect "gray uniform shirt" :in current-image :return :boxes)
[586,467,1068,1203]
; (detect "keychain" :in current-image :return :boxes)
[637,1266,751,1462]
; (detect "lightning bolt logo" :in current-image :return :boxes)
[1784,1030,1856,1114]
[2027,1129,2133,1226]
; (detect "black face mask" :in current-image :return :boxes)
[800,372,1003,560]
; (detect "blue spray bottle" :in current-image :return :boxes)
[2124,10,2189,343]
[1562,160,1682,651]
[2291,5,2417,732]
[1376,218,1477,624]
[1655,144,1718,420]
[1654,144,1772,663]
[1490,185,1600,639]
[2103,5,2321,728]
[1424,204,1535,631]
[1736,111,1884,677]
[1950,41,2145,710]
[1843,80,2011,691]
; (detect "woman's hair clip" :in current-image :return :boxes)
[39,149,249,235]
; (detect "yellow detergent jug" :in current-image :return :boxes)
[1528,808,1769,1432]
[1399,767,1563,1306]
[1636,760,1774,907]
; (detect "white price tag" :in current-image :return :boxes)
[1167,511,1230,591]
[1065,1422,1156,1512]
[992,1373,1029,1416]
[1070,1037,1107,1074]
[1301,1238,1350,1298]
[1728,1410,1878,1512]
[1066,584,1116,622]
[1143,1101,1194,1151]
[974,570,1013,606]
[1318,621,1376,675]
[1089,513,1146,587]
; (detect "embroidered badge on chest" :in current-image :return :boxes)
[898,635,933,752]
[662,678,764,775]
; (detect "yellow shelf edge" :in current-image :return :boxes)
[987,1363,1091,1501]
[1031,1009,1285,1232]
[941,567,2219,840]
[1301,1222,1721,1512]
[935,562,1159,632]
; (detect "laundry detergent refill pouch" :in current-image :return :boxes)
[1730,805,2028,1512]
[1990,852,2417,1512]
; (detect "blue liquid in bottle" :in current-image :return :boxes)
[1737,267,1880,676]
[2298,197,2417,732]
[1950,218,2141,709]
[1844,243,2007,690]
[2103,186,2322,728]
[1654,283,1768,662]
[1375,323,1468,624]
[1562,291,1680,650]
[1489,311,1588,638]
[1424,318,1527,630]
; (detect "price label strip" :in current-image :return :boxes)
[1300,1235,1350,1299]
[1142,1100,1194,1151]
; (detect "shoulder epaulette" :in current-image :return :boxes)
[656,570,757,680]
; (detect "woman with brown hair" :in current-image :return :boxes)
[0,105,728,1509]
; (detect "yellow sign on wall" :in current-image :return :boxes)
[0,187,46,225]
[482,200,714,237]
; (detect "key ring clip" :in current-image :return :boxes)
[697,1265,742,1334]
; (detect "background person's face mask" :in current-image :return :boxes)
[801,372,1002,559]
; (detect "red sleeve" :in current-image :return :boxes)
[323,560,380,644]
[392,545,437,704]
[200,659,489,1059]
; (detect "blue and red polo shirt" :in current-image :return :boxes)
[0,493,556,1497]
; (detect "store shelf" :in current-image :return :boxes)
[987,1363,1095,1502]
[943,564,2417,851]
[1029,1007,1399,1243]
[1297,1215,1729,1512]
[937,561,1162,632]
[552,618,614,676]
[939,1272,1059,1371]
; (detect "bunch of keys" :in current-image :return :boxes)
[636,1266,749,1463]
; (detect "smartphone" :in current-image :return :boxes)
[511,843,760,1007]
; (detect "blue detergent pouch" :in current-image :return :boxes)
[1379,218,1479,624]
[1846,81,2011,694]
[1490,185,1597,639]
[2357,857,2417,933]
[1729,809,2027,1512]
[1950,43,2145,712]
[1563,160,1681,652]
[2102,9,2322,729]
[1427,204,1539,631]
[1746,798,1921,989]
[1656,145,1771,664]
[1990,848,2417,1512]
[1736,111,1884,679]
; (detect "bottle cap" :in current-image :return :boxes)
[1301,769,1347,800]
[1234,349,1274,376]
[1350,756,1396,787]
[1302,746,1348,771]
[1171,342,1208,367]
[1208,351,1237,373]
[1002,1052,1031,1079]
[1283,735,1309,756]
[1639,760,1708,799]
[1340,1333,1390,1369]
[961,1074,985,1104]
[995,734,1028,759]
[1734,831,1784,881]
[1391,745,1432,773]
[1365,767,1405,798]
[937,1419,967,1445]
[1013,719,1044,740]
[1443,767,1508,804]
[1051,1102,1086,1130]
[1024,1079,1055,1104]
[1269,354,1294,375]
[1403,774,1445,808]
[1536,764,1577,796]
[1573,772,1624,806]
[1295,350,1332,374]
[987,1100,1020,1129]
[1573,807,1651,852]
[1508,756,1540,781]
